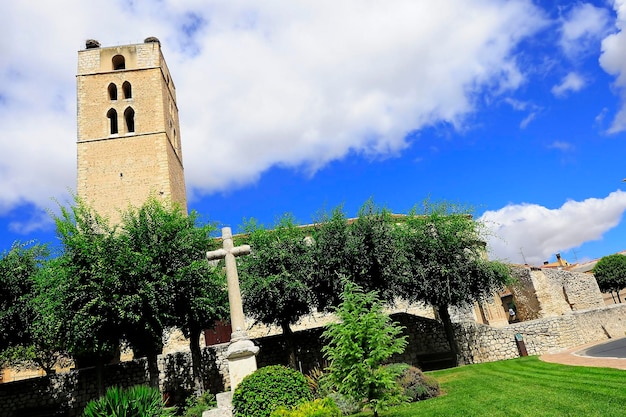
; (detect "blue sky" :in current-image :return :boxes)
[1,0,626,266]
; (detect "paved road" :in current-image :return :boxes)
[577,337,626,359]
[541,337,626,369]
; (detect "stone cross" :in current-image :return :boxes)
[207,227,251,340]
[206,226,259,391]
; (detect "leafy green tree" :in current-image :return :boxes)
[310,202,402,311]
[593,253,626,303]
[0,242,45,350]
[308,207,350,311]
[118,197,228,392]
[52,196,227,393]
[53,199,124,393]
[344,201,402,303]
[239,215,315,368]
[395,200,510,364]
[0,242,55,371]
[25,257,71,374]
[322,281,408,417]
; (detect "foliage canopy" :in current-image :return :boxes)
[593,253,626,302]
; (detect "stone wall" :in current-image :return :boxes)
[508,266,604,321]
[0,313,447,416]
[0,346,231,417]
[254,313,451,374]
[542,269,605,311]
[457,303,626,364]
[3,305,626,416]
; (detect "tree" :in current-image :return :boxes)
[310,202,402,311]
[238,215,315,368]
[322,281,407,417]
[308,207,350,311]
[395,200,510,365]
[0,242,53,371]
[0,242,45,350]
[118,197,228,392]
[54,199,124,393]
[593,253,626,303]
[25,257,71,374]
[343,201,402,304]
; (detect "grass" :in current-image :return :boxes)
[354,356,626,417]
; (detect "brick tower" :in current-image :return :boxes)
[76,37,187,223]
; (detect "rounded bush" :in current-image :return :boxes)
[232,365,313,417]
[390,363,440,402]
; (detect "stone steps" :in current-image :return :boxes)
[203,391,233,417]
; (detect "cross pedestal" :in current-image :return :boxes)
[207,227,259,391]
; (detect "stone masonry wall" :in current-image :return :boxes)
[509,267,542,321]
[3,305,626,416]
[457,303,626,364]
[254,313,451,374]
[0,313,446,416]
[508,266,604,321]
[541,269,605,311]
[0,345,230,417]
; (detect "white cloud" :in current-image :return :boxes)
[547,141,574,151]
[600,0,626,133]
[8,208,56,236]
[504,98,541,128]
[520,112,537,129]
[505,98,531,111]
[560,3,612,58]
[480,191,626,265]
[0,0,547,220]
[551,72,586,97]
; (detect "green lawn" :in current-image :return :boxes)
[356,356,626,417]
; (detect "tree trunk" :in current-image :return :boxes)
[189,326,204,396]
[437,305,459,367]
[96,359,105,397]
[147,352,160,388]
[618,291,623,304]
[280,322,297,370]
[36,352,56,376]
[611,292,617,304]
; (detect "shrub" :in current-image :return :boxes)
[306,366,333,399]
[387,363,440,402]
[271,398,341,417]
[322,282,408,417]
[232,365,313,417]
[82,385,173,417]
[182,391,217,417]
[325,393,361,416]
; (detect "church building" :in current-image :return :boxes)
[76,37,187,222]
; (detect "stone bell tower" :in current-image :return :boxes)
[76,37,187,223]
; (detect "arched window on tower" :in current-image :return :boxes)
[107,108,118,134]
[108,83,117,100]
[112,55,125,70]
[124,107,135,133]
[122,81,132,99]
